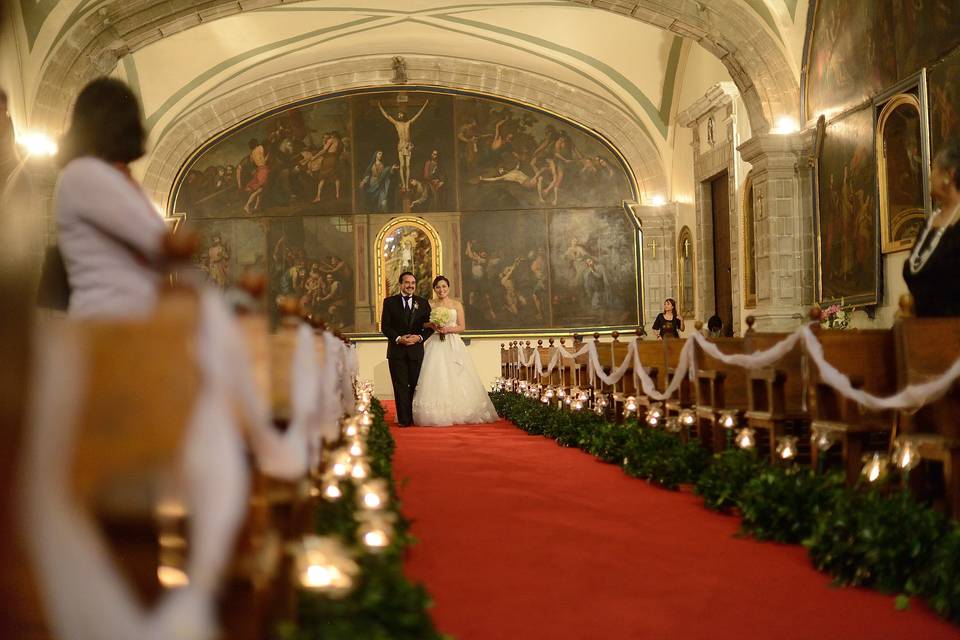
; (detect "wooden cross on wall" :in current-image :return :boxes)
[648,239,657,258]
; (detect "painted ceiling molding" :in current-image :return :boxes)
[139,54,668,211]
[27,0,798,136]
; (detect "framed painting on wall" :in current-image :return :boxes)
[814,106,879,306]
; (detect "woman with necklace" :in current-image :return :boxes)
[903,142,960,317]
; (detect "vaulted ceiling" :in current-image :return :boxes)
[1,0,808,202]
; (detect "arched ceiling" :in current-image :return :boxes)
[2,0,807,202]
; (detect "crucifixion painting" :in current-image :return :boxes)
[378,99,429,191]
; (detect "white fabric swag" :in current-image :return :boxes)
[513,325,960,412]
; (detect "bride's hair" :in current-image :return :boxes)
[432,275,450,288]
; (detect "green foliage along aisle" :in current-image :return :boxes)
[281,398,447,640]
[491,391,960,625]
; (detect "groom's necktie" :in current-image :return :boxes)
[403,296,412,321]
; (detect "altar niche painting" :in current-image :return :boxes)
[376,218,440,303]
[173,101,352,219]
[461,210,550,331]
[455,97,631,211]
[548,208,638,328]
[816,107,878,305]
[876,93,928,253]
[353,94,455,214]
[266,217,355,331]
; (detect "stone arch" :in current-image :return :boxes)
[30,0,797,140]
[140,55,664,210]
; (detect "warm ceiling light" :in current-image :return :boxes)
[16,132,58,157]
[771,116,799,134]
[650,195,666,206]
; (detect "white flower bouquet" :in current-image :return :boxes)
[430,307,452,341]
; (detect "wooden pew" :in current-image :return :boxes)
[67,286,203,614]
[500,343,510,379]
[608,332,636,421]
[664,337,694,428]
[743,317,809,463]
[893,304,960,517]
[634,333,665,413]
[693,335,750,452]
[519,341,535,382]
[807,323,896,485]
[535,339,554,388]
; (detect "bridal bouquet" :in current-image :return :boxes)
[430,307,452,341]
[819,304,850,330]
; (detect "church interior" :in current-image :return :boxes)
[2,1,960,638]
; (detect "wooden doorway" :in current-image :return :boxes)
[709,171,733,336]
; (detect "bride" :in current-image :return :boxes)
[412,275,498,426]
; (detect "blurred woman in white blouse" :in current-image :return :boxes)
[56,78,166,318]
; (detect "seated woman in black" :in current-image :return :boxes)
[652,298,684,339]
[903,142,960,317]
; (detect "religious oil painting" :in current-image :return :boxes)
[891,0,960,81]
[171,87,643,335]
[461,211,550,331]
[376,218,440,305]
[455,97,632,211]
[876,93,927,253]
[548,208,639,328]
[353,93,455,215]
[190,219,265,292]
[266,216,355,331]
[173,100,352,218]
[816,107,878,305]
[805,0,897,120]
[929,47,960,155]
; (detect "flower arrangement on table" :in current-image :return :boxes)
[429,307,452,341]
[819,304,850,330]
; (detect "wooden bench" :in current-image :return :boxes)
[807,326,896,485]
[744,319,809,463]
[693,336,750,452]
[634,336,665,414]
[663,338,695,433]
[607,332,636,421]
[893,309,960,517]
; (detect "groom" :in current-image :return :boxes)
[381,272,433,426]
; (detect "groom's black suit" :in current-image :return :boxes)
[381,293,433,426]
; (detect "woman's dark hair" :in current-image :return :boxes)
[432,275,450,288]
[707,315,723,332]
[935,140,960,191]
[60,78,145,166]
[664,298,678,313]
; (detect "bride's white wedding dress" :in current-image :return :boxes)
[412,308,498,426]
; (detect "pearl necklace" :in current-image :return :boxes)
[908,202,960,275]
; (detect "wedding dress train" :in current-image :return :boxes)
[412,309,498,426]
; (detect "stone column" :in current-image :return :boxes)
[737,131,816,331]
[633,203,677,332]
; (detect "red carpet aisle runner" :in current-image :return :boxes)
[384,402,957,640]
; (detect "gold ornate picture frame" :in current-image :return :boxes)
[374,216,442,327]
[676,225,695,319]
[875,89,930,253]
